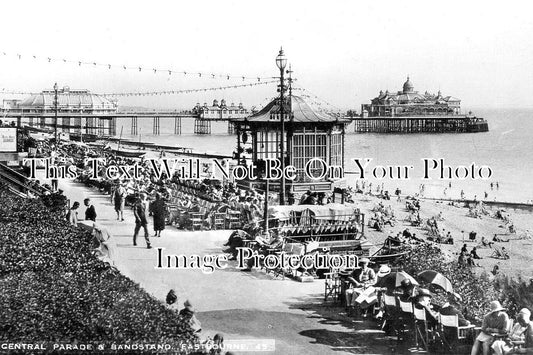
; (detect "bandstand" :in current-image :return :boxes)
[232,94,348,202]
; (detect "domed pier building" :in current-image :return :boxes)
[12,86,118,137]
[355,77,488,133]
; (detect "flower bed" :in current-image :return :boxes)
[0,189,200,351]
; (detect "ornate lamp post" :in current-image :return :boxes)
[276,48,287,205]
[53,82,59,147]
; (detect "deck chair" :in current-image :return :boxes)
[324,269,341,303]
[491,246,510,259]
[190,208,205,231]
[268,242,306,279]
[167,203,180,225]
[213,212,226,230]
[226,210,242,229]
[439,314,476,352]
[397,300,414,342]
[380,294,400,335]
[413,306,429,351]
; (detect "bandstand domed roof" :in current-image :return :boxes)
[19,87,117,111]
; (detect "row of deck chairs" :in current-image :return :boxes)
[173,183,220,203]
[381,294,476,352]
[174,183,263,213]
[168,190,242,230]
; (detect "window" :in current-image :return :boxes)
[330,131,343,167]
[292,130,328,182]
[255,130,285,160]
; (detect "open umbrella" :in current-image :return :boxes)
[417,270,453,293]
[375,271,419,290]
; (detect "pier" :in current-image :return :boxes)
[1,109,238,136]
[352,115,489,133]
[356,77,489,133]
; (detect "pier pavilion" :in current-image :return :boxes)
[192,99,248,134]
[354,77,488,133]
[232,95,348,202]
[362,77,461,117]
[2,86,248,137]
[15,86,119,136]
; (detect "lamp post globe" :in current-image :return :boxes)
[276,48,287,71]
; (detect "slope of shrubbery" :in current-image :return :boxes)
[394,243,533,323]
[0,189,200,350]
[494,274,533,318]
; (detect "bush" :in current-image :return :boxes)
[0,189,201,351]
[393,243,499,323]
[494,275,533,319]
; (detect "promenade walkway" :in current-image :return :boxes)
[59,180,396,355]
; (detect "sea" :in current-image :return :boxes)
[99,108,533,204]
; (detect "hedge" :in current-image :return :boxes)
[0,188,201,352]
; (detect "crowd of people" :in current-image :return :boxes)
[336,258,533,354]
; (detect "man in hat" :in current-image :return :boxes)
[471,300,510,355]
[344,258,376,312]
[376,264,391,282]
[414,288,439,329]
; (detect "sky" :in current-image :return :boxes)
[0,0,532,110]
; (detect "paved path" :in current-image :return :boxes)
[59,181,397,355]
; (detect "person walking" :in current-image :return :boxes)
[150,192,167,238]
[133,193,152,249]
[113,182,126,221]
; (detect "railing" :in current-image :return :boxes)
[0,163,50,197]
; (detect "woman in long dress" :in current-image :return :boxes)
[150,192,167,237]
[68,201,80,226]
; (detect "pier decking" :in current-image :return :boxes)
[352,115,489,133]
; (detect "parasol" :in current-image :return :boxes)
[417,270,454,293]
[375,271,419,290]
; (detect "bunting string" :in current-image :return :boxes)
[99,80,277,97]
[0,50,273,82]
[0,80,277,98]
[294,86,343,114]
